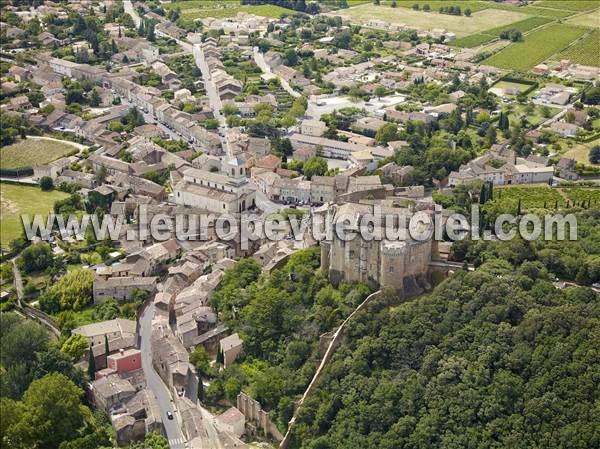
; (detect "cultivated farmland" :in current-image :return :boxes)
[566,9,600,28]
[484,24,588,71]
[333,4,529,37]
[0,137,82,170]
[535,1,600,12]
[451,16,553,48]
[557,30,600,67]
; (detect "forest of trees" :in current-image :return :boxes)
[288,255,600,448]
[200,248,374,431]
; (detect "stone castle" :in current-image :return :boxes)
[320,203,435,296]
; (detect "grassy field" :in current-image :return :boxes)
[451,16,553,48]
[395,1,490,12]
[176,4,294,19]
[563,139,600,164]
[494,80,532,93]
[0,183,68,247]
[566,8,600,27]
[335,4,529,37]
[535,1,600,12]
[556,30,600,66]
[0,137,80,170]
[484,24,588,71]
[451,33,495,48]
[507,104,560,126]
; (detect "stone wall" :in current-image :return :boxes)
[237,392,284,441]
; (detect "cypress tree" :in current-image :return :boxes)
[104,335,110,364]
[517,198,521,215]
[88,345,96,379]
[197,376,204,402]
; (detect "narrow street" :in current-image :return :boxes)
[192,43,232,157]
[139,302,186,449]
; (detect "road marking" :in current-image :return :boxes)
[169,438,184,445]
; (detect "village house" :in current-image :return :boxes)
[219,333,243,368]
[93,276,157,304]
[73,318,137,347]
[215,407,245,438]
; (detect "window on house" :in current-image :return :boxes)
[389,265,394,272]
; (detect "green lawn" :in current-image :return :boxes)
[484,24,588,71]
[556,29,600,67]
[563,138,600,164]
[0,183,68,248]
[0,137,81,170]
[507,104,560,126]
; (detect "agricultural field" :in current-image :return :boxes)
[535,1,600,12]
[491,185,564,211]
[556,30,600,67]
[561,187,600,204]
[394,1,490,13]
[0,183,68,247]
[488,184,600,213]
[0,137,82,170]
[451,16,553,48]
[164,0,239,9]
[334,3,530,37]
[484,24,588,71]
[566,8,600,27]
[450,33,495,48]
[174,3,294,19]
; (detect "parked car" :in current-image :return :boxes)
[166,411,174,420]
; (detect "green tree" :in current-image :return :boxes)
[284,48,298,66]
[303,156,328,179]
[88,345,96,379]
[17,242,53,273]
[61,333,89,360]
[8,373,86,449]
[39,268,94,313]
[39,176,54,192]
[375,122,399,144]
[190,346,210,376]
[89,87,101,107]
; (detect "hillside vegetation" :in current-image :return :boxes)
[289,254,600,448]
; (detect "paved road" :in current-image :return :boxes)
[192,43,232,157]
[253,47,301,99]
[253,184,286,214]
[139,302,186,449]
[123,0,141,27]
